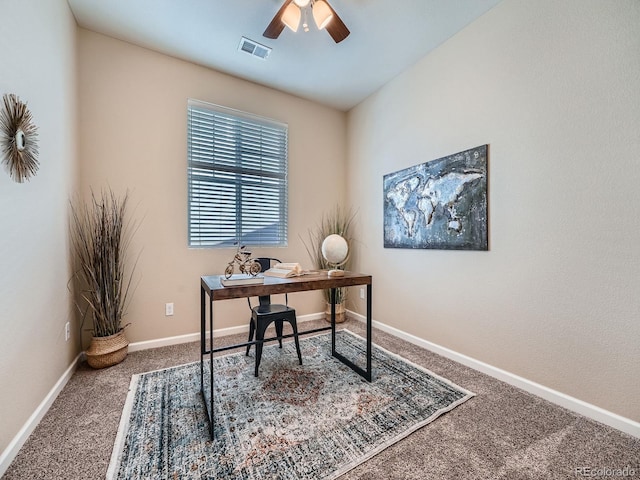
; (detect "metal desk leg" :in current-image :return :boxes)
[200,285,215,440]
[366,283,372,381]
[331,284,372,382]
[200,286,205,401]
[330,287,336,355]
[208,296,214,440]
[199,286,212,438]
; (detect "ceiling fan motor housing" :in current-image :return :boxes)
[263,0,350,43]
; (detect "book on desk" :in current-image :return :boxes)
[220,274,265,287]
[263,262,303,278]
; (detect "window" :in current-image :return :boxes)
[187,99,288,247]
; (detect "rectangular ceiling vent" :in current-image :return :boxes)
[238,37,271,60]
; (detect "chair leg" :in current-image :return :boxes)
[246,319,255,356]
[255,341,263,377]
[290,320,303,366]
[275,320,284,348]
[255,321,270,377]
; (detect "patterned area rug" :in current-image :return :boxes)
[108,330,474,479]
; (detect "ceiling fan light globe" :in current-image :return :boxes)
[312,0,333,30]
[282,3,301,32]
[294,0,311,7]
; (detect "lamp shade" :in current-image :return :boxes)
[282,3,301,32]
[312,0,333,30]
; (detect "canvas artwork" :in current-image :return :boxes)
[383,145,488,250]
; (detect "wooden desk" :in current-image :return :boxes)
[200,271,372,439]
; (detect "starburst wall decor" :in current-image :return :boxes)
[0,93,39,183]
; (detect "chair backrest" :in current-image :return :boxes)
[254,257,278,274]
[254,257,281,306]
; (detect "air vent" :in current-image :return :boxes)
[238,37,271,60]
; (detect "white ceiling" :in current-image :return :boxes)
[67,0,501,111]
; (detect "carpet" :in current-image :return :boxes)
[107,330,474,480]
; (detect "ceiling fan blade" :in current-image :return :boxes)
[263,0,294,39]
[325,1,350,43]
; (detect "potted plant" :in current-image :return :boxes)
[70,189,139,368]
[303,206,356,323]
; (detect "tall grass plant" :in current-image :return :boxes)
[70,189,139,338]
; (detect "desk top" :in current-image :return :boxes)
[201,271,371,301]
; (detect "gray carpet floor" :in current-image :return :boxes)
[3,318,639,479]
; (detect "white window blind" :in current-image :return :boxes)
[187,99,288,247]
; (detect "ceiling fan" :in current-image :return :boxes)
[263,0,350,44]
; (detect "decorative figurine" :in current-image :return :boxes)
[224,243,261,279]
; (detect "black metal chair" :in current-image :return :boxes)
[246,257,303,377]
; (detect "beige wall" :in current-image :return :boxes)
[347,0,640,421]
[77,30,347,344]
[0,0,78,455]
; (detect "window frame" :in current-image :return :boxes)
[187,99,289,248]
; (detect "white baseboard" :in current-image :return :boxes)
[127,312,325,352]
[0,353,83,477]
[347,310,640,439]
[127,332,201,353]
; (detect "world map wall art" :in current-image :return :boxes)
[383,145,488,250]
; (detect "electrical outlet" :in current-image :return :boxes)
[359,288,365,299]
[65,322,70,342]
[165,303,174,316]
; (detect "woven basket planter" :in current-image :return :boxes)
[86,330,129,369]
[324,302,346,324]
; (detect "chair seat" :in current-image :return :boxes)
[253,304,295,316]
